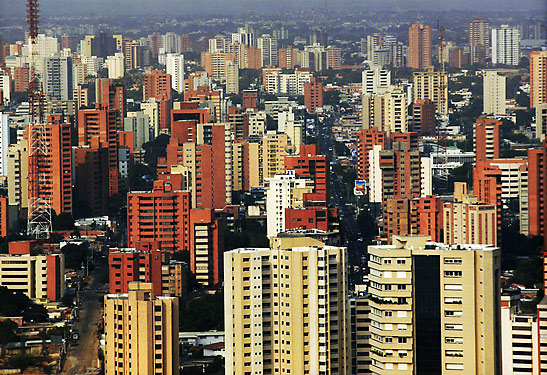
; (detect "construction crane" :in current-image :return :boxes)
[26,0,51,239]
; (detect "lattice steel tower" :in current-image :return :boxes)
[26,0,51,239]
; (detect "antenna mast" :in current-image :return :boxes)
[26,0,51,239]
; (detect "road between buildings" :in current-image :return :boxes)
[63,266,106,375]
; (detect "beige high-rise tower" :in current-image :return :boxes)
[224,236,351,375]
[413,68,448,115]
[530,51,547,109]
[104,282,179,375]
[367,235,501,375]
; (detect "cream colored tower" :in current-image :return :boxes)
[224,236,351,375]
[367,235,501,375]
[413,68,448,115]
[104,282,179,375]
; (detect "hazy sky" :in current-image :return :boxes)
[1,0,546,17]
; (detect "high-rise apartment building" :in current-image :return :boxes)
[0,196,7,237]
[367,235,501,375]
[412,99,436,134]
[74,138,110,217]
[362,65,391,95]
[109,248,187,298]
[483,71,507,115]
[304,77,323,113]
[326,46,342,70]
[104,282,179,375]
[492,25,520,66]
[384,86,409,133]
[375,143,421,202]
[474,117,502,162]
[166,53,185,94]
[443,183,498,246]
[78,107,119,196]
[265,172,314,238]
[257,34,278,67]
[413,69,448,115]
[224,236,350,375]
[26,116,73,215]
[225,60,239,95]
[285,144,330,204]
[538,296,547,372]
[530,51,547,108]
[7,137,28,209]
[527,141,547,246]
[356,128,387,181]
[96,78,127,122]
[536,103,547,141]
[350,295,372,374]
[262,131,289,179]
[143,70,172,101]
[362,86,409,134]
[127,180,191,252]
[0,113,8,176]
[166,123,232,209]
[500,290,539,375]
[382,195,443,243]
[189,208,223,287]
[469,18,490,65]
[106,52,124,79]
[408,23,432,69]
[43,55,73,101]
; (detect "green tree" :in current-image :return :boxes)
[179,292,224,331]
[0,286,48,322]
[62,243,90,270]
[324,90,340,106]
[0,319,18,355]
[52,212,75,230]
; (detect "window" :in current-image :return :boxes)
[444,270,462,278]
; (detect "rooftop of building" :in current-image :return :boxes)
[371,236,498,252]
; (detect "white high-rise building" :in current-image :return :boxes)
[141,98,160,137]
[166,53,185,94]
[43,55,73,100]
[368,144,383,203]
[492,25,520,66]
[535,103,547,141]
[420,157,433,197]
[483,70,507,115]
[163,32,180,54]
[500,291,539,375]
[265,172,314,238]
[257,34,278,67]
[0,113,9,176]
[106,52,124,79]
[362,65,391,95]
[232,25,255,46]
[0,70,11,103]
[24,34,58,79]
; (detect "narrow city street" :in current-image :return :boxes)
[63,266,106,375]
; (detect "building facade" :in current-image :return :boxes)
[104,282,179,375]
[367,236,501,375]
[224,236,350,375]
